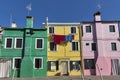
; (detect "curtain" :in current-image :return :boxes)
[111,59,120,75]
[0,59,11,78]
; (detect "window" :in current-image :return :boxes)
[5,38,13,48]
[47,61,58,71]
[91,43,96,51]
[15,38,23,49]
[34,57,43,69]
[86,26,91,33]
[109,25,115,32]
[86,43,89,46]
[36,38,44,49]
[72,41,79,51]
[13,58,21,69]
[49,27,54,34]
[84,59,95,69]
[50,42,57,51]
[71,27,76,34]
[111,43,117,51]
[70,61,81,71]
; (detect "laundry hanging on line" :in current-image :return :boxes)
[65,35,74,42]
[52,34,74,44]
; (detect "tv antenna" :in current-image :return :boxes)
[26,3,32,16]
[10,13,13,26]
[97,4,102,9]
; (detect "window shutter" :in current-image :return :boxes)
[70,61,73,71]
[47,61,51,71]
[56,61,59,70]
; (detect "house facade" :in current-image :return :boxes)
[82,12,120,75]
[46,23,83,76]
[0,16,47,78]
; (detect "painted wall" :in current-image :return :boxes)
[82,19,120,75]
[47,25,82,76]
[0,28,47,78]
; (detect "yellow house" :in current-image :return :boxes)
[46,23,82,76]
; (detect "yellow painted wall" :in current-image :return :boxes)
[47,25,82,76]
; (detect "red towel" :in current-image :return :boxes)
[52,35,65,44]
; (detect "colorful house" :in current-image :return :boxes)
[46,22,83,76]
[82,11,120,75]
[0,16,47,78]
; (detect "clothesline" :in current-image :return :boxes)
[51,34,74,44]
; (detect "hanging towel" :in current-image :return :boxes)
[52,35,65,44]
[65,35,74,42]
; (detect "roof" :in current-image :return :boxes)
[82,20,120,24]
[45,22,81,26]
[1,27,47,31]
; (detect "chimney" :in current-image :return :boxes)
[26,16,33,28]
[11,22,17,28]
[94,11,101,21]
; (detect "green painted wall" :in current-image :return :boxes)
[20,29,47,78]
[0,28,47,78]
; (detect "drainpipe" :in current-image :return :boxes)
[78,23,85,80]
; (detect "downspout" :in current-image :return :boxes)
[22,29,26,58]
[78,23,85,80]
[0,29,2,57]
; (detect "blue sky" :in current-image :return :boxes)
[0,0,120,28]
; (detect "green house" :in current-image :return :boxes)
[0,16,47,78]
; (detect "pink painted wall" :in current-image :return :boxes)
[82,12,120,75]
[84,69,96,75]
[96,57,111,75]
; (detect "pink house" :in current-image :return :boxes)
[82,11,120,76]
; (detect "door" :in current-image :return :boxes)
[111,59,120,75]
[0,59,11,78]
[60,61,68,76]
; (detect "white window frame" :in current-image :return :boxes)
[48,26,54,34]
[35,38,44,49]
[5,37,13,49]
[70,26,76,34]
[71,41,79,51]
[13,57,21,69]
[14,38,23,49]
[34,57,43,69]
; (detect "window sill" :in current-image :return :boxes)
[90,50,97,52]
[13,68,20,70]
[4,48,13,49]
[14,48,23,49]
[111,50,117,51]
[34,68,43,69]
[35,48,44,50]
